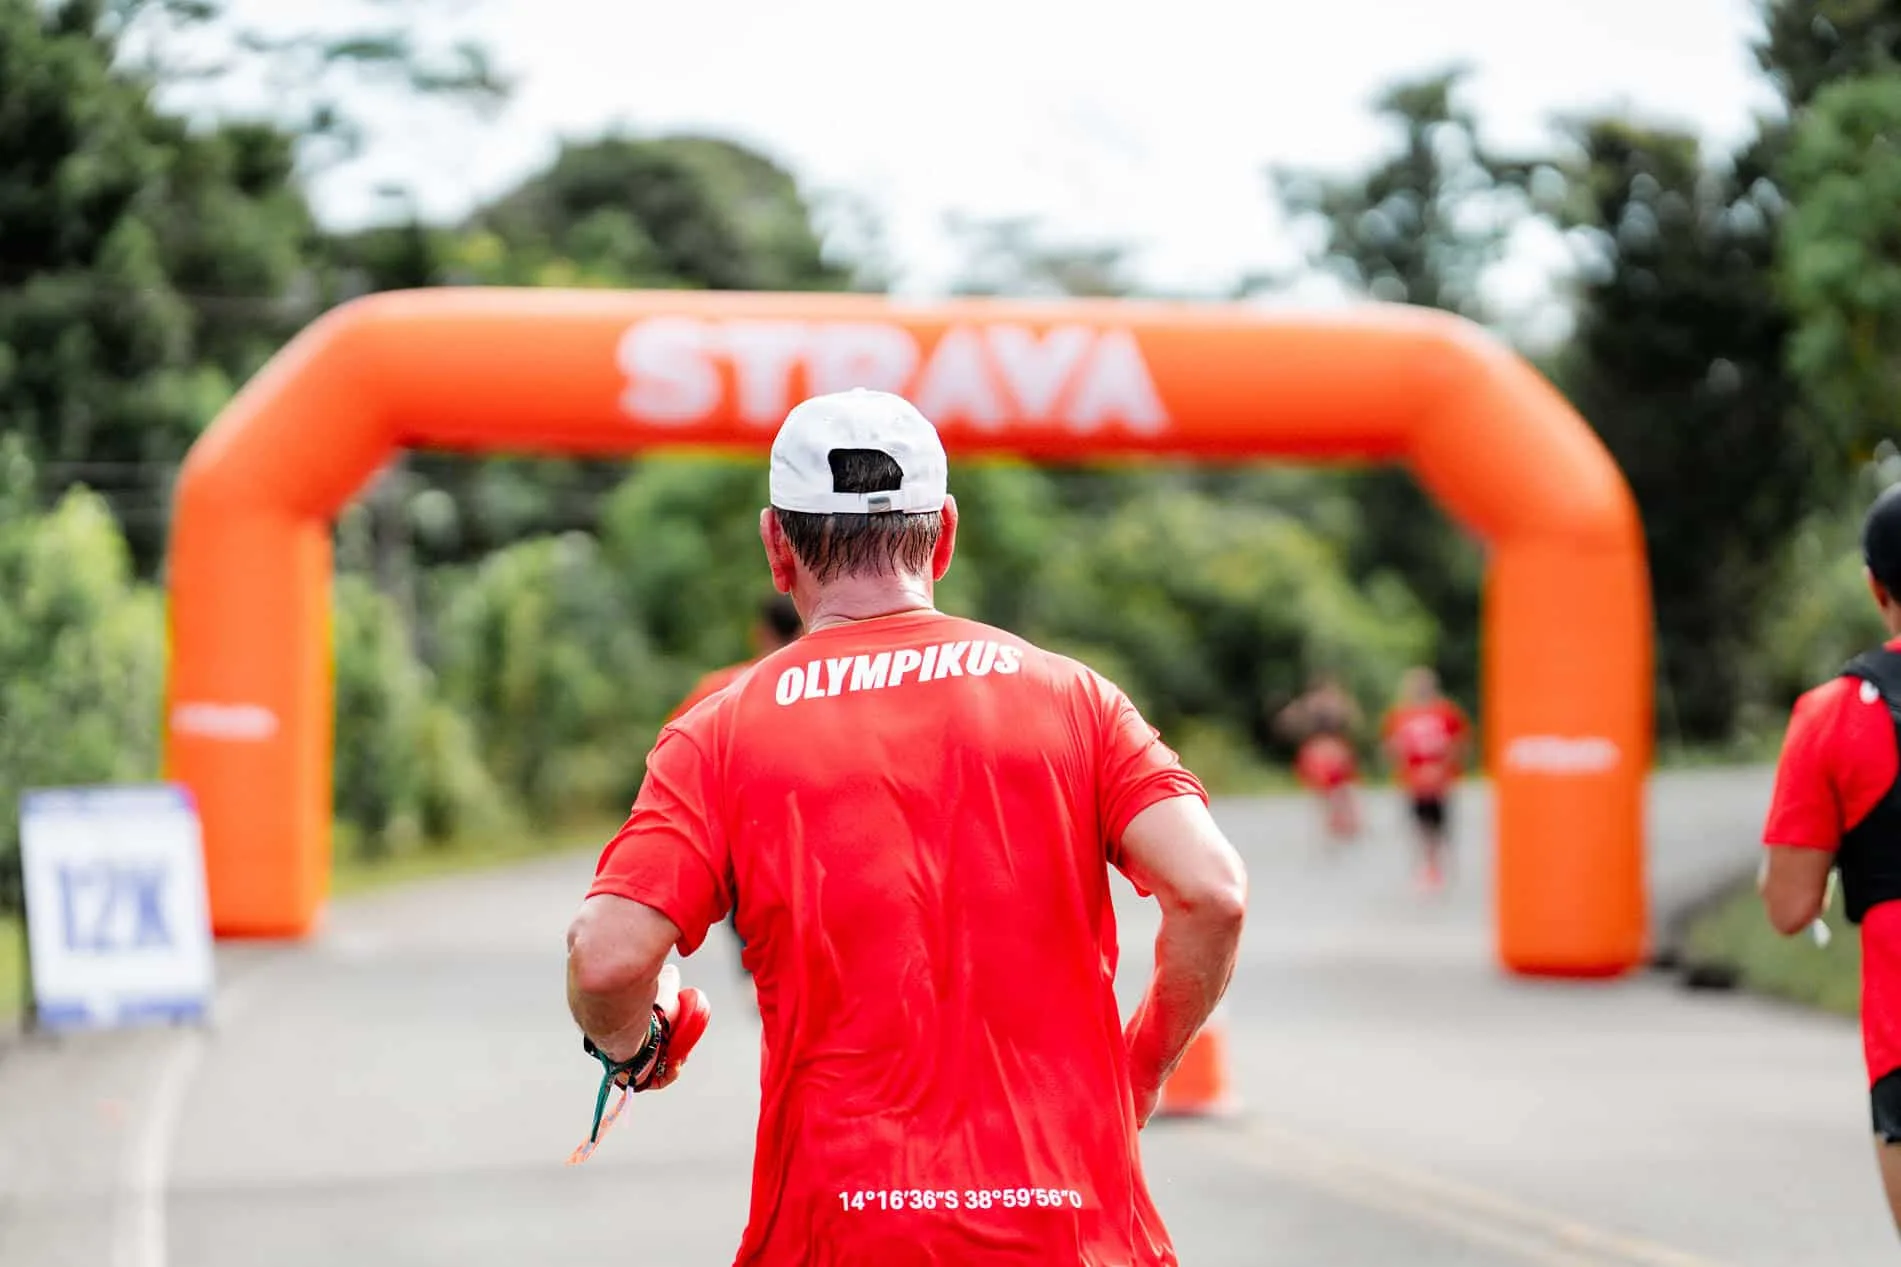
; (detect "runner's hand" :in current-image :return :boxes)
[584,964,708,1092]
[568,964,712,1165]
[644,963,692,1090]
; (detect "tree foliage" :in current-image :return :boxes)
[1273,66,1519,315]
[1779,73,1901,460]
[332,571,504,856]
[1527,118,1807,740]
[0,0,317,566]
[114,0,510,172]
[1756,0,1901,113]
[14,0,1901,915]
[1268,66,1501,705]
[435,532,673,818]
[0,439,165,911]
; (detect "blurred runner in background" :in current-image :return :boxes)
[665,593,803,983]
[1381,667,1470,892]
[566,388,1246,1265]
[1274,674,1363,844]
[1759,482,1901,1237]
[668,593,804,724]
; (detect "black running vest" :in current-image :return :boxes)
[1836,648,1901,924]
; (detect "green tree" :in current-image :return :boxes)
[326,133,861,573]
[331,572,503,857]
[1530,118,1807,740]
[1271,67,1516,314]
[1755,0,1901,116]
[928,460,1067,635]
[115,0,509,175]
[1778,73,1901,459]
[471,133,849,292]
[1268,66,1507,706]
[1023,486,1436,751]
[434,532,672,818]
[0,440,165,915]
[1748,471,1891,721]
[597,456,775,674]
[0,0,319,568]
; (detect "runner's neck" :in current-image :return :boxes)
[799,577,939,633]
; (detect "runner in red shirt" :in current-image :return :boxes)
[1380,667,1471,892]
[564,388,1249,1266]
[1275,675,1363,844]
[666,594,803,725]
[1760,483,1901,1234]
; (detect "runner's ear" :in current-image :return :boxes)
[931,495,958,581]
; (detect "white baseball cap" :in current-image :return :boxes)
[768,389,949,515]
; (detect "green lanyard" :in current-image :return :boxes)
[582,1010,666,1145]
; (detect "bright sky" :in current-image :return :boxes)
[208,0,1780,325]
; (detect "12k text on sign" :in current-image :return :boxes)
[18,784,216,1032]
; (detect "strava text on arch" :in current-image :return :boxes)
[616,317,1172,435]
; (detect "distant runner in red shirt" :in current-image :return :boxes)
[1275,674,1363,844]
[1380,667,1470,892]
[666,594,804,725]
[664,594,803,982]
[564,388,1249,1266]
[1760,483,1901,1235]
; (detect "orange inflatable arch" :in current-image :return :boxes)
[164,289,1653,977]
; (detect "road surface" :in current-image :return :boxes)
[1,766,1892,1266]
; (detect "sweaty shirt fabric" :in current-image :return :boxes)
[1763,638,1901,1085]
[590,609,1207,1266]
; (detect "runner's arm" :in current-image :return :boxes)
[1116,794,1248,1125]
[567,895,683,1062]
[568,727,730,1066]
[1758,687,1843,936]
[1759,848,1834,935]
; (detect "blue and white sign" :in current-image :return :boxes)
[19,784,215,1032]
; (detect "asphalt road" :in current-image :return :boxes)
[2,766,1894,1266]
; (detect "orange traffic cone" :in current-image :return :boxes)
[1154,1007,1239,1119]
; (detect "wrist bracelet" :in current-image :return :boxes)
[581,1008,669,1145]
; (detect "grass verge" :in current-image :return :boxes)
[0,915,20,1027]
[1681,878,1859,1017]
[1653,736,1783,770]
[328,816,618,899]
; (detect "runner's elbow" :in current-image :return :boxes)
[1170,864,1248,931]
[567,906,665,998]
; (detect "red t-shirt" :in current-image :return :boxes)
[1295,734,1356,790]
[1762,641,1901,1084]
[666,658,756,725]
[591,610,1207,1266]
[1380,700,1470,797]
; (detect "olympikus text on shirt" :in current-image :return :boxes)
[774,640,1024,706]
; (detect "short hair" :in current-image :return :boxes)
[1865,482,1901,594]
[759,593,802,643]
[774,449,943,583]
